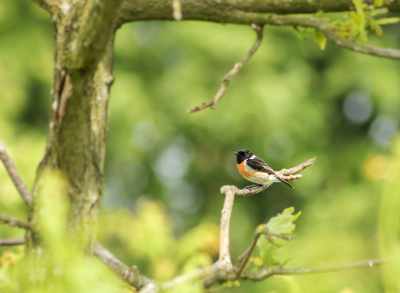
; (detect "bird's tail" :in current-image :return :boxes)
[274,175,294,188]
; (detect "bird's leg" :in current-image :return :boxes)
[244,184,264,189]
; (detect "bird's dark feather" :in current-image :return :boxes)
[246,157,275,174]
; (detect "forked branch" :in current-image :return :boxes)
[0,139,33,209]
[0,214,31,230]
[188,23,264,113]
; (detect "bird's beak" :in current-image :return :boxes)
[234,152,239,155]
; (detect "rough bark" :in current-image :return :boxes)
[28,0,124,251]
[118,0,400,23]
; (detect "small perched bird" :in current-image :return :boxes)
[234,149,294,188]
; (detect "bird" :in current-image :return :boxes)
[234,149,294,188]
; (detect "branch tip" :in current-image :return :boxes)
[188,23,264,113]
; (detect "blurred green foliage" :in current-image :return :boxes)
[1,1,400,292]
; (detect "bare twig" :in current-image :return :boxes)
[0,139,33,209]
[279,157,316,176]
[94,242,152,290]
[0,214,30,229]
[236,233,262,276]
[236,226,293,277]
[0,238,26,246]
[188,23,264,113]
[243,258,390,281]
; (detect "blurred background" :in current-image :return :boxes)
[1,1,400,292]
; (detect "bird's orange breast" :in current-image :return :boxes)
[237,161,253,178]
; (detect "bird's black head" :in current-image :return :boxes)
[234,149,253,164]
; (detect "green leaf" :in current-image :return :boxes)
[371,8,388,16]
[314,10,324,18]
[349,10,367,42]
[352,0,365,15]
[257,237,280,266]
[292,27,306,40]
[375,17,400,25]
[265,207,301,235]
[313,31,327,50]
[256,207,301,266]
[374,0,384,7]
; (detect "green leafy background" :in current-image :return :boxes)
[1,1,400,292]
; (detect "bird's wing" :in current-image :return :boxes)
[246,157,276,175]
[247,157,294,188]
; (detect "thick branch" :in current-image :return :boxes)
[120,2,400,61]
[119,0,400,23]
[68,0,125,72]
[94,242,152,290]
[217,186,236,270]
[0,238,26,246]
[0,139,33,209]
[0,214,31,229]
[188,23,264,113]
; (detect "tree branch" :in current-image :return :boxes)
[119,0,400,23]
[0,214,31,229]
[188,23,264,113]
[242,258,390,281]
[68,0,125,73]
[93,242,152,290]
[120,2,400,61]
[236,226,293,277]
[216,186,235,270]
[223,157,316,197]
[258,14,400,60]
[0,139,33,209]
[0,238,26,246]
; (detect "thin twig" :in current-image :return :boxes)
[0,238,25,246]
[236,233,262,276]
[94,242,152,290]
[188,23,264,113]
[0,214,31,229]
[236,226,293,277]
[0,139,33,209]
[243,258,390,281]
[279,157,316,176]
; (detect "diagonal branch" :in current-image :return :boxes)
[236,226,293,277]
[0,214,31,229]
[0,139,33,209]
[242,258,390,282]
[262,14,400,60]
[0,238,26,246]
[223,12,400,60]
[94,242,152,290]
[188,23,264,113]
